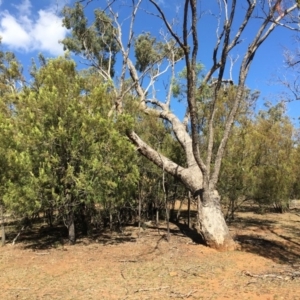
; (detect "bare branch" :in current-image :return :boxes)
[148,0,185,50]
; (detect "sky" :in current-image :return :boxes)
[0,0,299,123]
[0,0,69,56]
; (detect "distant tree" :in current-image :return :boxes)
[249,103,294,211]
[291,130,300,200]
[220,102,295,215]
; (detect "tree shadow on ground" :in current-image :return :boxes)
[144,222,203,243]
[169,209,205,244]
[6,225,68,250]
[169,220,205,245]
[270,222,300,242]
[232,213,300,265]
[6,223,140,250]
[94,231,137,246]
[236,234,300,264]
[229,215,277,229]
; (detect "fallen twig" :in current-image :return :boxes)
[243,270,284,279]
[246,280,258,285]
[134,286,169,293]
[118,259,138,263]
[170,291,186,298]
[12,226,25,245]
[185,290,197,298]
[243,270,300,280]
[35,252,50,255]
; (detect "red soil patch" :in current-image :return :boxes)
[1,211,300,299]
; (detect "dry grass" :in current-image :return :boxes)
[1,209,300,299]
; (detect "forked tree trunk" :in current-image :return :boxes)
[127,131,236,250]
[181,170,236,250]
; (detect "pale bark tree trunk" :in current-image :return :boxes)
[109,209,113,232]
[162,169,170,242]
[1,205,5,246]
[187,191,191,228]
[198,190,235,250]
[176,198,184,222]
[138,182,141,237]
[127,130,235,250]
[68,212,76,245]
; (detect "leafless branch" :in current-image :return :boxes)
[149,0,185,50]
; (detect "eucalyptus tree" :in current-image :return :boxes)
[62,0,300,250]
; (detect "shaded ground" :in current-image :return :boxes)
[1,210,300,299]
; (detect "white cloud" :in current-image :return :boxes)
[12,0,32,16]
[0,12,31,48]
[0,0,68,56]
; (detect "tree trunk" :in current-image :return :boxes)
[128,130,236,250]
[138,182,141,237]
[109,210,113,232]
[196,189,236,251]
[187,191,191,228]
[68,212,76,245]
[1,205,5,246]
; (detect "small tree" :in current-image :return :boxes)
[4,56,139,243]
[220,102,295,216]
[249,103,295,211]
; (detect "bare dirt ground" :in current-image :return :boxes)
[1,209,300,300]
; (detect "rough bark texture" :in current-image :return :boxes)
[198,190,236,251]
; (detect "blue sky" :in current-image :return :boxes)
[0,0,68,56]
[0,0,299,122]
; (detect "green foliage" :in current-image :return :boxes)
[172,63,204,99]
[247,103,294,205]
[134,33,184,72]
[61,3,119,76]
[134,33,157,72]
[291,132,300,198]
[219,102,295,214]
[2,56,139,236]
[0,44,25,213]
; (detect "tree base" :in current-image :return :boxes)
[197,191,237,251]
